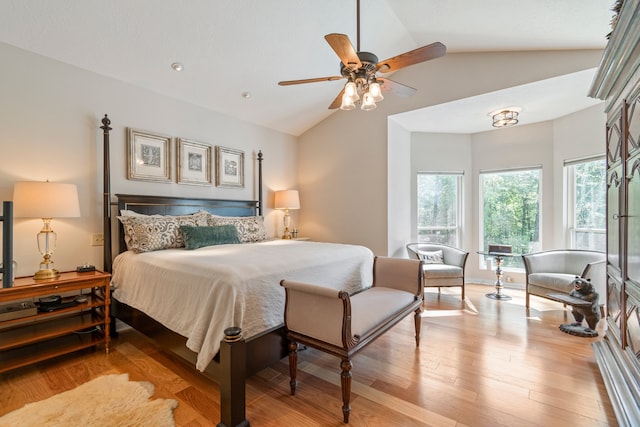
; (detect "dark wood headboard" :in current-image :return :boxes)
[100,114,264,273]
[114,194,259,256]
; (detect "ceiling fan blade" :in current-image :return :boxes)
[376,42,446,73]
[328,87,345,109]
[278,76,344,86]
[378,78,417,98]
[325,33,362,71]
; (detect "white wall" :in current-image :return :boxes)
[409,104,605,286]
[298,49,605,256]
[0,42,298,277]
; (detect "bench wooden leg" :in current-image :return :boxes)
[414,307,422,347]
[340,358,353,423]
[289,341,298,395]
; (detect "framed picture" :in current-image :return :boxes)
[177,138,212,185]
[127,128,171,182]
[216,146,244,188]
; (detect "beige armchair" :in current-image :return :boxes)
[406,243,468,300]
[280,256,423,423]
[522,249,606,309]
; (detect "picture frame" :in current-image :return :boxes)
[216,146,245,188]
[127,128,172,182]
[176,138,212,185]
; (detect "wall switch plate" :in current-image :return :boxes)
[91,233,104,246]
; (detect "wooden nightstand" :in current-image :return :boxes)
[0,270,111,373]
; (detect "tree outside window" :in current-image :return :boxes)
[480,168,541,268]
[417,173,462,246]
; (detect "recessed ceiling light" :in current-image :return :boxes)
[171,62,183,72]
[241,92,251,100]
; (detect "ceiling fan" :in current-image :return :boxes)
[278,0,446,111]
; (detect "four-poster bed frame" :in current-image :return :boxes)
[100,115,286,427]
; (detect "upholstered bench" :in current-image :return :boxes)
[280,256,423,423]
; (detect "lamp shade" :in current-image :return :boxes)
[13,181,80,218]
[274,190,300,210]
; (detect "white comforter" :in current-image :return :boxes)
[111,239,374,371]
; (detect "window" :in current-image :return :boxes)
[480,167,541,268]
[565,156,605,251]
[416,172,462,246]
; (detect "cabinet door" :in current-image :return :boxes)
[627,94,640,288]
[628,155,640,287]
[607,165,623,278]
[607,111,624,281]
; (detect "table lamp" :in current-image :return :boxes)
[274,190,300,239]
[13,181,80,279]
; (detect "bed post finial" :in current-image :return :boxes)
[258,150,263,216]
[101,114,112,273]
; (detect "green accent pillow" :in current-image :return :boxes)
[180,225,240,250]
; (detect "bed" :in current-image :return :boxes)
[99,116,374,426]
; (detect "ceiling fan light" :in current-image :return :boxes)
[369,81,384,102]
[344,80,359,101]
[361,92,376,111]
[340,92,356,110]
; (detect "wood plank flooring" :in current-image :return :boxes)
[0,284,617,426]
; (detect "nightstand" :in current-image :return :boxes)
[0,270,111,373]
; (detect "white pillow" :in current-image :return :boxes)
[419,249,444,264]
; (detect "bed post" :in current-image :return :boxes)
[101,114,113,273]
[217,327,249,427]
[257,150,263,216]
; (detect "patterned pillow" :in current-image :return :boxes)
[118,215,200,253]
[207,215,268,243]
[119,209,209,226]
[418,249,444,264]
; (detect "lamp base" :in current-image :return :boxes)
[34,268,60,280]
[282,227,292,239]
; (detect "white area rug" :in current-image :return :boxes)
[0,373,178,427]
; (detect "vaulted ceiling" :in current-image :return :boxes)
[0,0,613,135]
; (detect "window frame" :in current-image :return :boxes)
[478,166,542,271]
[564,155,606,251]
[416,171,463,247]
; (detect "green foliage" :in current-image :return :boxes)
[482,169,540,258]
[417,174,459,245]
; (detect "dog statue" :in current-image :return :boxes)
[559,276,600,337]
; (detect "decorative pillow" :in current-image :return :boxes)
[180,225,240,249]
[117,215,200,253]
[119,209,209,226]
[207,215,268,243]
[419,249,444,264]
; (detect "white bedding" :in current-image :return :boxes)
[111,239,373,371]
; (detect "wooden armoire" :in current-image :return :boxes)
[589,0,640,425]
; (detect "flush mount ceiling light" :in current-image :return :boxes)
[491,109,519,128]
[170,62,183,72]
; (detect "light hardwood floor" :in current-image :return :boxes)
[0,284,617,426]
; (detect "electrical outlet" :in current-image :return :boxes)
[91,233,104,246]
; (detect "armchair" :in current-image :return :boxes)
[406,243,468,300]
[521,249,606,309]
